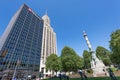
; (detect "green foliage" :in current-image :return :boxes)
[110,53,118,65]
[110,67,117,72]
[83,50,91,69]
[96,46,111,66]
[106,67,117,72]
[86,69,93,73]
[61,46,77,56]
[61,46,83,72]
[109,29,120,65]
[45,54,62,72]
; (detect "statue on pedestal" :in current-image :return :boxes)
[83,31,108,77]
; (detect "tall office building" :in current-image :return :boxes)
[40,14,57,76]
[0,4,43,71]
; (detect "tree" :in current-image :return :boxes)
[96,46,111,66]
[61,46,77,56]
[109,29,120,65]
[83,50,91,69]
[45,54,62,74]
[110,52,117,65]
[61,46,83,72]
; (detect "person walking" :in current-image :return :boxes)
[82,70,88,80]
[78,70,84,80]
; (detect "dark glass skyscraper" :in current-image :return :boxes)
[0,4,43,71]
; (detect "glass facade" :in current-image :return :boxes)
[0,4,43,71]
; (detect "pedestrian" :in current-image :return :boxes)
[59,72,70,80]
[78,69,83,80]
[82,70,88,80]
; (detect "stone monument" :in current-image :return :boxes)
[83,31,108,77]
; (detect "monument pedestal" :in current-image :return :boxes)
[91,58,109,77]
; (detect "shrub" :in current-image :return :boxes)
[86,69,93,73]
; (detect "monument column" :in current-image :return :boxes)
[83,31,108,77]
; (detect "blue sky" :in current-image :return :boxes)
[0,0,120,56]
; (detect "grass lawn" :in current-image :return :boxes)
[43,77,120,80]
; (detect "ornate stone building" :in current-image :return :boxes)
[39,14,57,77]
